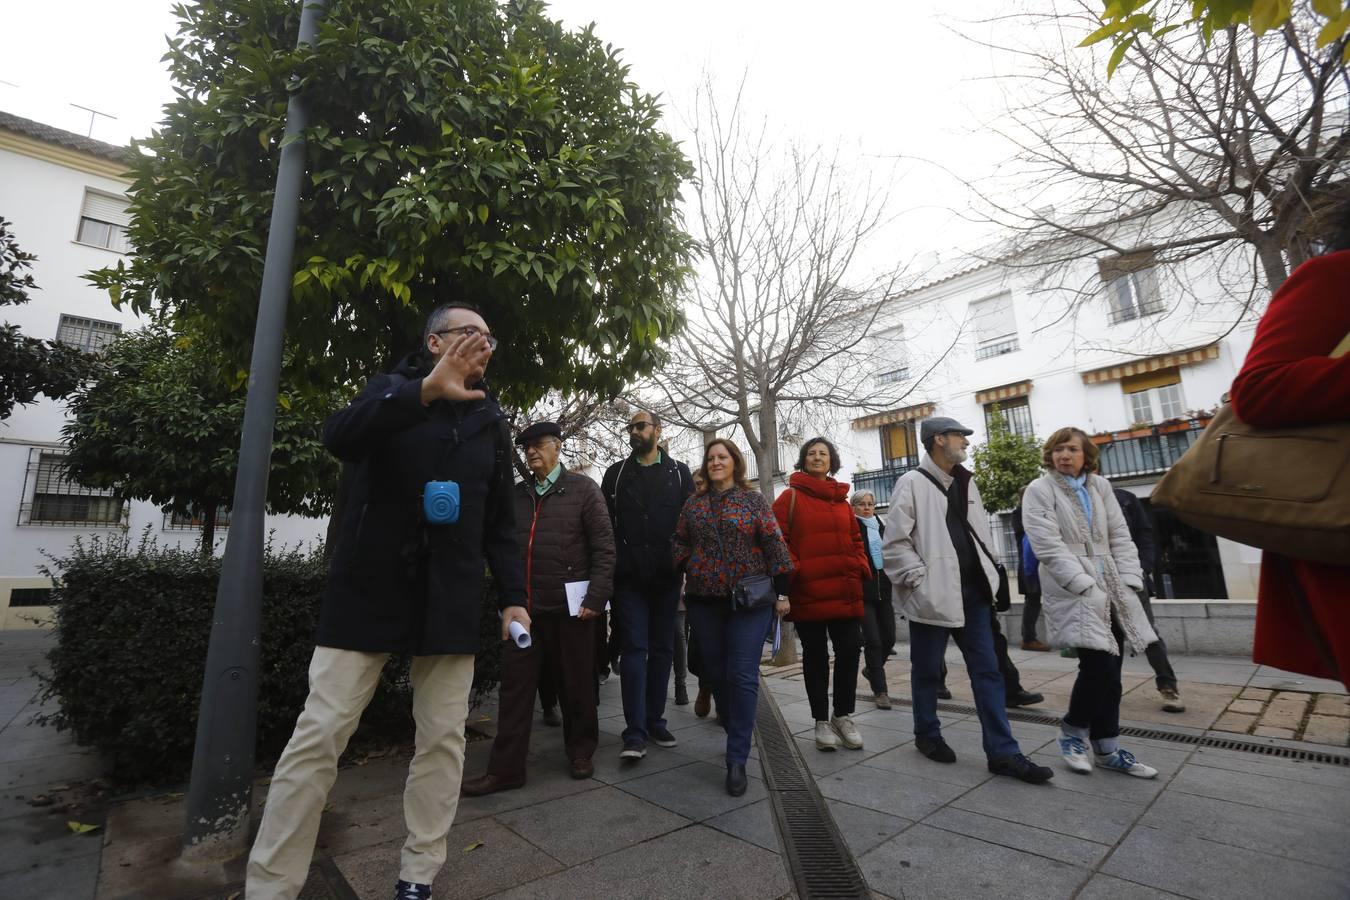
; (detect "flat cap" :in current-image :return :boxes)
[920,416,974,443]
[515,421,563,445]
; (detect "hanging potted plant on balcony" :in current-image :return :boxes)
[1114,421,1156,440]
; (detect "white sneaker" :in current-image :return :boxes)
[1095,748,1158,779]
[830,715,864,750]
[1059,734,1093,774]
[814,720,839,751]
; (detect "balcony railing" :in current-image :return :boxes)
[851,457,920,506]
[975,337,1019,361]
[1094,418,1209,479]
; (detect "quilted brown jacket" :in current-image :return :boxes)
[514,468,616,613]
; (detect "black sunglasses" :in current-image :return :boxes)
[435,325,499,351]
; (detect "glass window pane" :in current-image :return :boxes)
[1129,390,1153,423]
[1158,383,1185,419]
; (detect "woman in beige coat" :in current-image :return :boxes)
[1022,427,1160,779]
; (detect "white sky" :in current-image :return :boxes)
[0,0,1047,258]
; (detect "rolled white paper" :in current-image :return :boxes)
[507,620,531,649]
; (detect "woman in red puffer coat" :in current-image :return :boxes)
[1229,195,1350,690]
[773,437,872,752]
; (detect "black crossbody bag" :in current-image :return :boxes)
[711,492,777,612]
[916,469,1012,612]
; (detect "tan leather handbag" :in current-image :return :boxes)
[1150,331,1350,564]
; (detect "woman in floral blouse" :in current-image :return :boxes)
[674,439,793,796]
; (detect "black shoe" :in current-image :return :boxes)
[674,684,690,706]
[541,705,562,727]
[649,725,678,748]
[937,685,953,700]
[726,762,748,796]
[1005,689,1044,708]
[988,752,1054,784]
[915,735,957,764]
[395,880,431,900]
[619,739,647,760]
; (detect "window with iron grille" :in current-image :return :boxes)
[984,398,1035,439]
[163,506,232,531]
[969,293,1019,360]
[8,588,53,607]
[877,366,910,384]
[56,314,121,352]
[18,448,126,527]
[75,189,132,253]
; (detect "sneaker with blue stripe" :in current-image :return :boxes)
[1059,734,1093,773]
[1095,748,1158,779]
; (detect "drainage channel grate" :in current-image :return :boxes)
[755,678,870,899]
[888,697,1350,766]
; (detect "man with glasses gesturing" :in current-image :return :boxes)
[601,411,695,760]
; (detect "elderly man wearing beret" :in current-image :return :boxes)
[462,421,616,793]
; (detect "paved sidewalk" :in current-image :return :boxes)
[3,628,1348,899]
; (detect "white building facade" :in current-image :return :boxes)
[0,112,326,629]
[825,244,1266,602]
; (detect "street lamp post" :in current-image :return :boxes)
[183,0,328,858]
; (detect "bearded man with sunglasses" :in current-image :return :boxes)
[600,410,695,760]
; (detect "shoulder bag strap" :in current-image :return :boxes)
[915,468,1001,567]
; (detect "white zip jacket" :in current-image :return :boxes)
[880,456,1001,628]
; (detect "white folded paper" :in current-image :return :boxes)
[507,620,531,649]
[564,580,590,617]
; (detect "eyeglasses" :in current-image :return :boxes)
[434,326,499,351]
[625,422,654,433]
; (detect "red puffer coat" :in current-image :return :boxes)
[1229,249,1350,690]
[773,472,869,622]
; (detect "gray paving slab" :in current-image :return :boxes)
[452,766,605,824]
[334,818,564,900]
[0,850,101,899]
[815,763,969,822]
[842,708,915,732]
[1186,746,1350,788]
[0,751,104,793]
[859,735,994,789]
[0,806,103,875]
[663,721,741,760]
[1139,788,1350,873]
[1102,824,1350,900]
[588,744,706,785]
[823,799,911,857]
[951,777,1147,845]
[858,822,1086,900]
[923,806,1111,868]
[703,797,779,852]
[793,735,882,777]
[1075,873,1189,899]
[1167,759,1350,824]
[494,785,689,865]
[615,759,766,822]
[488,823,790,900]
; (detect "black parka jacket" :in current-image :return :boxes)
[600,453,694,585]
[315,354,526,655]
[514,468,615,613]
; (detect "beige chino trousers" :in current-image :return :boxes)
[246,646,474,899]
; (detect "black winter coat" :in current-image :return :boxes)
[601,453,694,584]
[1113,488,1158,595]
[856,516,892,605]
[315,354,526,655]
[515,469,615,613]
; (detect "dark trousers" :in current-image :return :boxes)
[939,607,1024,698]
[1021,591,1043,643]
[685,598,774,766]
[488,609,598,778]
[1065,619,1125,746]
[673,607,688,691]
[797,618,863,720]
[616,577,682,744]
[1135,590,1178,691]
[911,583,1019,759]
[861,593,897,695]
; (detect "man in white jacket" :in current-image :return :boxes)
[882,417,1053,784]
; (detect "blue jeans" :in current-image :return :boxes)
[685,598,775,766]
[616,577,682,744]
[909,581,1020,760]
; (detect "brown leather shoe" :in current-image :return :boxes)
[1021,640,1052,652]
[460,773,524,797]
[570,758,594,780]
[873,692,892,710]
[694,687,712,718]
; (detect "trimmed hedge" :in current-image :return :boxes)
[37,532,503,785]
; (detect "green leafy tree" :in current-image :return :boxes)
[972,406,1043,513]
[89,0,694,408]
[0,217,93,420]
[61,325,339,554]
[1085,0,1350,75]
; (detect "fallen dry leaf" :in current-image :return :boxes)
[463,840,484,853]
[67,821,100,835]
